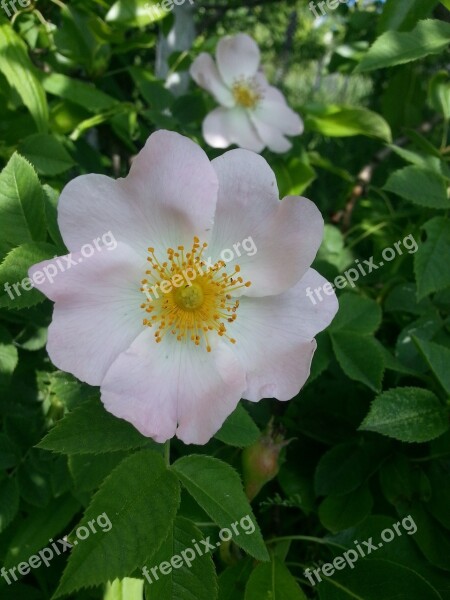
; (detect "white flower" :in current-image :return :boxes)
[190,33,304,153]
[30,131,336,445]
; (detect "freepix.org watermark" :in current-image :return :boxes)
[142,515,256,585]
[3,231,117,301]
[142,236,257,302]
[1,512,112,585]
[308,0,356,20]
[306,233,418,304]
[144,0,194,21]
[1,0,31,19]
[304,515,417,586]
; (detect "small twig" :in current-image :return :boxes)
[336,117,441,230]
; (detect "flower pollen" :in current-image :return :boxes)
[232,77,263,109]
[140,237,251,352]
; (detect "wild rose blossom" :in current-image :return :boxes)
[190,33,303,153]
[30,130,337,445]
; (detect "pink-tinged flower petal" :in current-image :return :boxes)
[250,117,293,153]
[101,332,246,444]
[203,107,265,152]
[57,174,149,255]
[58,131,218,254]
[255,96,304,136]
[227,269,338,401]
[29,243,145,386]
[209,150,324,296]
[216,34,260,86]
[190,53,235,108]
[250,85,304,153]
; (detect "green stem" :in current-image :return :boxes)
[164,440,171,467]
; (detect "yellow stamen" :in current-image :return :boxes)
[140,236,251,351]
[232,77,263,109]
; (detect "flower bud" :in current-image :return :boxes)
[242,420,290,501]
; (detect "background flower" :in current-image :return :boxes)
[190,33,304,153]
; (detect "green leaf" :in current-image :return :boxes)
[388,145,444,175]
[378,0,439,32]
[315,441,387,497]
[328,516,448,598]
[360,387,449,443]
[429,71,450,120]
[53,6,111,74]
[330,294,382,335]
[219,559,253,600]
[144,517,218,600]
[106,0,168,27]
[414,217,450,299]
[54,450,180,598]
[172,92,206,125]
[317,558,442,599]
[318,484,373,533]
[69,452,129,492]
[315,225,354,272]
[384,166,450,209]
[43,371,96,415]
[406,503,450,572]
[4,494,80,568]
[42,73,118,113]
[379,454,427,508]
[0,242,59,310]
[0,324,18,381]
[38,397,155,455]
[0,23,48,132]
[172,455,268,561]
[214,405,260,448]
[395,314,443,374]
[271,154,316,197]
[356,19,450,72]
[413,337,450,395]
[104,578,144,600]
[130,67,174,110]
[14,324,48,352]
[427,462,450,529]
[331,332,384,392]
[305,105,392,142]
[0,476,19,533]
[18,134,75,176]
[0,433,19,469]
[43,184,66,251]
[0,153,47,258]
[244,557,307,600]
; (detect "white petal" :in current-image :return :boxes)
[29,243,146,386]
[57,174,150,255]
[228,269,338,401]
[255,97,304,136]
[203,107,265,152]
[101,332,246,444]
[209,150,324,296]
[58,131,219,256]
[123,130,218,249]
[190,53,235,107]
[216,34,261,86]
[250,116,293,153]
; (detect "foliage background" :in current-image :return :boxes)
[0,0,450,598]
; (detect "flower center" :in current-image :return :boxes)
[140,237,251,352]
[174,283,204,311]
[232,77,262,109]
